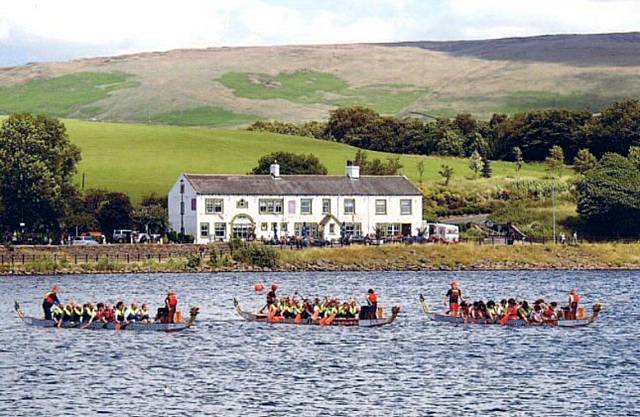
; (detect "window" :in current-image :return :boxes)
[322,199,331,215]
[344,198,355,215]
[342,222,362,236]
[294,223,319,238]
[236,199,248,209]
[329,223,335,234]
[214,223,226,239]
[281,222,288,232]
[301,198,313,215]
[200,222,209,238]
[180,201,185,215]
[261,222,268,231]
[180,183,185,194]
[375,199,387,215]
[377,223,400,236]
[259,199,283,214]
[400,199,412,215]
[205,198,223,214]
[232,224,252,239]
[191,198,196,211]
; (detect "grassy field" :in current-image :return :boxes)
[149,106,259,127]
[0,72,138,117]
[54,119,554,203]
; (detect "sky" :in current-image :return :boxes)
[0,0,639,67]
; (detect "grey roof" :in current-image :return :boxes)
[183,174,421,196]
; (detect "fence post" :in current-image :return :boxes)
[75,254,78,265]
[158,253,161,262]
[127,253,130,263]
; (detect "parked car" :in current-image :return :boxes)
[70,236,99,246]
[113,229,133,243]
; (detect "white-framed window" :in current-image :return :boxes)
[232,224,252,239]
[344,198,355,215]
[301,198,313,215]
[261,222,268,231]
[329,223,335,234]
[377,223,400,236]
[322,198,331,215]
[205,198,223,214]
[400,199,412,215]
[259,199,283,214]
[343,222,362,236]
[375,199,387,215]
[236,199,248,209]
[214,223,226,239]
[281,222,288,232]
[200,222,209,238]
[294,223,319,238]
[191,198,196,211]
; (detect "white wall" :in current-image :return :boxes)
[176,192,423,243]
[168,174,198,241]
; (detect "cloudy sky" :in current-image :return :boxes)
[1,0,639,66]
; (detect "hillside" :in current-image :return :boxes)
[1,33,639,125]
[56,119,550,202]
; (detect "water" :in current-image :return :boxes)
[0,271,638,416]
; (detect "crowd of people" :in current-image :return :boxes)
[42,286,180,327]
[444,281,584,323]
[260,284,380,322]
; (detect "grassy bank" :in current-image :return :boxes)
[3,243,640,275]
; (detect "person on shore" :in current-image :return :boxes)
[42,286,61,320]
[445,281,462,317]
[568,289,580,319]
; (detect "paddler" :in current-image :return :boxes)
[52,303,65,327]
[42,286,61,320]
[568,288,580,319]
[445,281,462,317]
[359,289,378,320]
[164,291,178,323]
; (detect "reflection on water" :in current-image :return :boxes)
[0,271,638,416]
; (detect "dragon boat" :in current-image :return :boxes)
[14,301,199,332]
[234,298,400,327]
[419,295,602,328]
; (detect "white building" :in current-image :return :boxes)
[168,162,423,243]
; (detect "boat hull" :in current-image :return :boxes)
[419,295,601,328]
[234,299,399,327]
[15,302,198,332]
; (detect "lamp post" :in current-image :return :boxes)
[179,178,185,236]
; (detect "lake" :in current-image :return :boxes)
[1,271,638,416]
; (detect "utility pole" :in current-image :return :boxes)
[552,181,557,245]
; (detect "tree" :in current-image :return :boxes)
[585,99,640,157]
[324,106,380,141]
[628,146,640,170]
[96,192,133,239]
[577,153,640,236]
[0,114,81,237]
[573,149,598,174]
[133,204,168,234]
[545,145,565,178]
[438,164,454,186]
[353,151,402,175]
[481,155,492,178]
[141,192,168,209]
[416,160,425,186]
[250,152,328,175]
[513,146,524,178]
[468,150,483,178]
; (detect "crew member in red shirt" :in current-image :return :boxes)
[445,281,462,317]
[165,291,178,323]
[360,289,378,319]
[568,289,580,319]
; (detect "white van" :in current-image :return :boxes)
[425,223,459,243]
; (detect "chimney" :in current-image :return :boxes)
[346,160,360,180]
[270,160,280,178]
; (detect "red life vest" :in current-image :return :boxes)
[368,293,378,304]
[43,292,56,304]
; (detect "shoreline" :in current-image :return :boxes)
[1,242,640,275]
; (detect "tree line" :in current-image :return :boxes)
[0,114,168,243]
[248,99,640,163]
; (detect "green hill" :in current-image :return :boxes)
[61,119,550,202]
[1,33,639,125]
